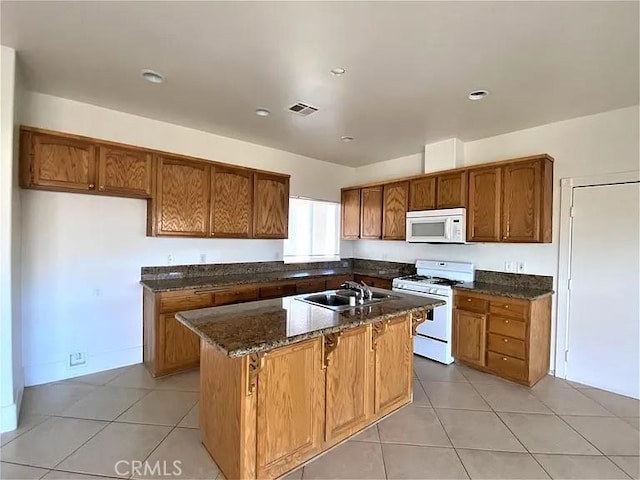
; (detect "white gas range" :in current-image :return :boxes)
[392,260,474,364]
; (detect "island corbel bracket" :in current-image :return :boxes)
[411,309,428,337]
[371,319,390,350]
[323,333,341,369]
[246,352,265,396]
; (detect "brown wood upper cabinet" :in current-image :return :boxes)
[502,158,552,242]
[382,181,408,240]
[467,166,502,242]
[151,155,211,237]
[436,170,467,208]
[97,145,153,198]
[21,129,98,192]
[253,172,289,239]
[341,188,361,240]
[210,166,253,238]
[20,128,154,198]
[408,176,436,211]
[360,186,383,239]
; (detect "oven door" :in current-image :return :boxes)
[392,288,450,341]
[406,215,453,243]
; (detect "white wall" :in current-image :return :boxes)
[1,46,24,432]
[352,105,640,370]
[20,92,355,386]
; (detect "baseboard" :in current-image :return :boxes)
[0,385,24,433]
[23,346,142,387]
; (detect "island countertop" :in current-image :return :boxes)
[176,288,444,357]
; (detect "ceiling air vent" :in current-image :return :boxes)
[288,102,318,116]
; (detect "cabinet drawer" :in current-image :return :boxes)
[296,279,327,294]
[488,316,527,340]
[454,294,489,313]
[489,298,528,320]
[487,351,527,380]
[259,283,297,299]
[487,333,526,360]
[159,289,215,313]
[215,287,259,306]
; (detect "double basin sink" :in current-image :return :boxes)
[297,289,398,312]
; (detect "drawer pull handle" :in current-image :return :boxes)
[467,299,472,302]
[504,320,510,324]
[504,305,509,309]
[502,357,508,361]
[503,338,509,343]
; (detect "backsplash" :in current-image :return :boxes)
[474,270,553,291]
[141,258,415,281]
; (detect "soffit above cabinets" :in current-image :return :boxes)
[2,1,638,167]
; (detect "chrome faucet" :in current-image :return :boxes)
[340,281,373,304]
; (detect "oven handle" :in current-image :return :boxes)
[392,287,450,301]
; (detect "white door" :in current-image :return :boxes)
[567,182,640,398]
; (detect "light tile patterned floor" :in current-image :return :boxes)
[1,357,638,479]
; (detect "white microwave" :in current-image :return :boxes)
[406,208,466,243]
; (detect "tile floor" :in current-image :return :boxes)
[1,357,638,479]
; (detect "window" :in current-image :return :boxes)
[283,197,340,263]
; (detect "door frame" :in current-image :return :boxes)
[554,170,640,378]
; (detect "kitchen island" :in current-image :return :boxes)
[176,288,443,480]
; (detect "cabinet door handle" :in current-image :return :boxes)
[503,338,509,343]
[88,183,95,189]
[504,319,510,324]
[504,305,510,309]
[467,298,472,302]
[502,357,508,361]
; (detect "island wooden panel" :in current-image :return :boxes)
[256,338,325,479]
[382,181,408,240]
[436,170,467,208]
[467,166,502,242]
[341,188,361,240]
[453,290,552,386]
[360,186,383,239]
[197,312,418,480]
[408,176,436,211]
[253,173,289,239]
[153,155,211,236]
[22,130,97,192]
[211,166,253,238]
[325,326,372,443]
[97,145,153,197]
[372,315,412,416]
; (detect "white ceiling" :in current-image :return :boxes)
[2,1,638,167]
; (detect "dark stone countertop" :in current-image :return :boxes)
[454,282,554,300]
[176,288,444,357]
[141,268,399,293]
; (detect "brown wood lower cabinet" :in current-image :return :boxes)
[199,314,416,480]
[452,290,551,386]
[144,275,354,377]
[353,274,393,290]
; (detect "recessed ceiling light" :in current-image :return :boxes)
[255,108,271,117]
[468,90,489,100]
[330,67,346,76]
[341,135,354,142]
[141,69,164,84]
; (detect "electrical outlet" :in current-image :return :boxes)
[516,262,526,273]
[504,261,515,272]
[167,254,173,265]
[200,253,207,264]
[93,288,101,297]
[69,352,87,368]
